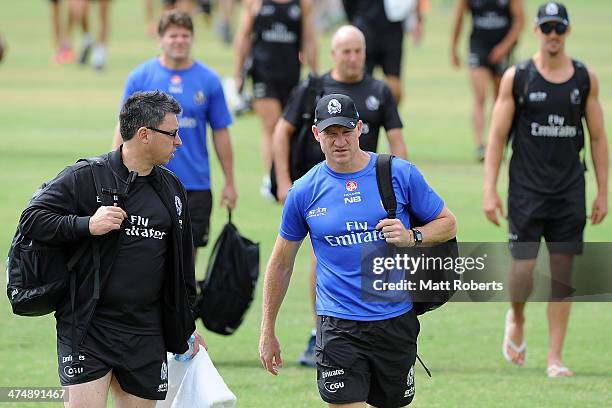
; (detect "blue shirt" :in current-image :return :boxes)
[122,58,232,190]
[280,153,444,321]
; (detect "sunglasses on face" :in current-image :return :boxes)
[147,126,179,139]
[540,22,568,35]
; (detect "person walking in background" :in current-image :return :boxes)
[483,2,608,377]
[451,0,524,161]
[272,25,408,367]
[234,0,318,198]
[112,11,237,259]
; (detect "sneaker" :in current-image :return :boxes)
[475,145,486,162]
[78,34,94,65]
[53,45,75,65]
[260,175,274,201]
[298,333,316,368]
[233,93,253,116]
[91,44,106,71]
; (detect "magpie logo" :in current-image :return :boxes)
[160,361,168,382]
[328,99,342,115]
[175,196,182,216]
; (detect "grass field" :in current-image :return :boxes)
[0,0,611,407]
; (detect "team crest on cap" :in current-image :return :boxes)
[328,99,342,115]
[175,196,182,216]
[346,180,358,192]
[545,2,559,15]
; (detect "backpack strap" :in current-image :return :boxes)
[572,59,591,170]
[509,59,537,145]
[375,154,397,219]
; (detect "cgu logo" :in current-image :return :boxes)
[324,382,345,393]
[344,196,361,204]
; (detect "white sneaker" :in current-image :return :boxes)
[260,175,274,201]
[91,44,106,71]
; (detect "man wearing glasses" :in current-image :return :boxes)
[483,2,608,377]
[113,10,237,257]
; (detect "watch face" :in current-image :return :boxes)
[412,229,423,243]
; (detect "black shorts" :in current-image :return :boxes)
[187,190,212,247]
[251,74,296,108]
[468,41,513,76]
[316,311,419,407]
[57,320,168,400]
[360,24,404,77]
[508,194,586,260]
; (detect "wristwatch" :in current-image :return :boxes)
[410,228,423,246]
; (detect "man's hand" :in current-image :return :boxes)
[376,218,414,247]
[488,44,508,65]
[191,331,208,358]
[259,331,282,376]
[451,49,461,68]
[220,183,237,209]
[591,194,608,225]
[89,205,127,235]
[483,189,505,226]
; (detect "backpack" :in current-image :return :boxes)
[270,74,325,199]
[6,158,117,317]
[196,209,260,335]
[510,59,590,166]
[375,154,459,315]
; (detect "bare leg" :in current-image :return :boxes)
[97,0,110,45]
[50,0,62,51]
[505,258,537,365]
[330,403,366,408]
[385,75,402,105]
[547,253,574,375]
[64,370,112,408]
[468,67,492,148]
[252,98,282,172]
[109,374,156,408]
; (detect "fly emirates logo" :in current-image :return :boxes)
[531,114,577,138]
[324,221,384,247]
[124,215,167,240]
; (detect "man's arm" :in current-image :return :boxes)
[584,69,609,225]
[301,0,318,74]
[385,128,408,160]
[233,0,256,92]
[259,235,302,375]
[211,128,237,209]
[488,0,525,64]
[450,0,467,68]
[272,118,297,203]
[112,122,122,150]
[376,206,457,247]
[483,66,516,226]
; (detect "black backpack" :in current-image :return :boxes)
[270,74,325,199]
[6,158,117,317]
[375,154,459,315]
[196,209,260,335]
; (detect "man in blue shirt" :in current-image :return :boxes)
[113,10,237,256]
[259,94,456,407]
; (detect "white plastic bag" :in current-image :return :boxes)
[157,346,237,408]
[383,0,417,22]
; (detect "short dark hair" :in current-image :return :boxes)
[119,91,181,141]
[158,10,194,36]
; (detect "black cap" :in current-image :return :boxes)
[536,2,569,25]
[314,94,359,132]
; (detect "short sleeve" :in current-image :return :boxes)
[121,70,142,104]
[282,83,307,128]
[279,186,308,241]
[207,79,233,130]
[381,84,403,131]
[402,164,444,224]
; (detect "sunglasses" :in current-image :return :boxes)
[540,22,568,35]
[147,126,179,139]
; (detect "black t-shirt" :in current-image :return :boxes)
[342,0,403,36]
[468,0,513,49]
[94,173,172,334]
[251,0,302,85]
[283,72,402,152]
[509,61,586,198]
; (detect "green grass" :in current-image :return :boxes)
[0,0,611,407]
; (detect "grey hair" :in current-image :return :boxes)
[119,91,182,141]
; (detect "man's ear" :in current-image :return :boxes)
[137,127,150,144]
[312,125,321,142]
[356,120,363,138]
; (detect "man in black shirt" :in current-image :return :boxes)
[272,24,407,367]
[20,91,206,407]
[483,2,608,377]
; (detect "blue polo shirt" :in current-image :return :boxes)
[122,58,232,190]
[280,153,444,321]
